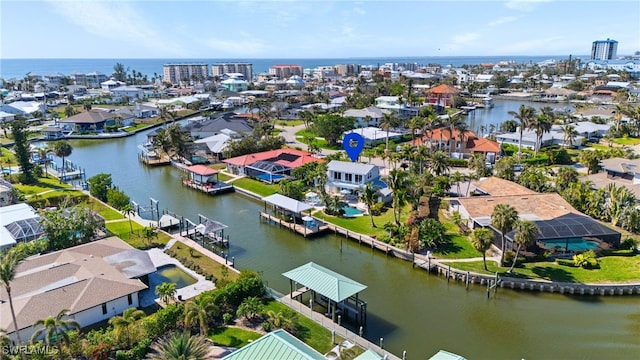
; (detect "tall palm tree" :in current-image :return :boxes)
[360,183,380,228]
[453,121,470,155]
[529,114,553,156]
[507,105,536,156]
[428,150,450,177]
[51,140,73,176]
[491,203,519,266]
[122,204,135,234]
[450,171,464,197]
[470,228,494,271]
[386,169,409,225]
[35,146,50,177]
[508,220,538,273]
[0,250,27,360]
[149,331,209,360]
[184,299,219,337]
[379,111,400,152]
[108,307,145,349]
[30,309,80,360]
[408,116,424,142]
[421,113,439,153]
[561,125,578,146]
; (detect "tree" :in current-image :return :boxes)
[40,206,100,250]
[87,173,112,202]
[470,228,494,271]
[508,220,537,273]
[149,331,209,360]
[51,141,73,176]
[311,114,355,146]
[418,218,447,249]
[236,296,263,323]
[0,249,27,360]
[265,310,295,333]
[517,167,550,192]
[156,282,177,304]
[10,119,36,184]
[508,105,536,156]
[113,63,128,82]
[428,150,450,177]
[122,204,135,234]
[379,111,401,152]
[386,169,409,225]
[491,203,518,266]
[561,125,578,146]
[184,299,219,336]
[108,307,145,349]
[30,309,80,360]
[554,166,579,192]
[494,156,516,181]
[529,114,553,156]
[360,183,380,228]
[106,187,130,210]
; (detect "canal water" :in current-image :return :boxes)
[55,102,638,359]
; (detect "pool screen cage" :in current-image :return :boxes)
[246,161,291,183]
[5,217,44,243]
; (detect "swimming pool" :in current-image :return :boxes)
[255,173,286,183]
[341,205,364,217]
[541,238,600,251]
[151,264,197,289]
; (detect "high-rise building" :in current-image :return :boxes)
[162,63,209,84]
[591,39,618,60]
[268,64,303,79]
[211,63,253,81]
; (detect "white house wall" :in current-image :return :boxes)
[72,293,140,329]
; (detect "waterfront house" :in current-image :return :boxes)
[413,128,500,158]
[182,112,253,139]
[425,84,460,108]
[58,109,116,132]
[494,126,584,149]
[42,126,66,140]
[343,106,389,127]
[449,177,621,253]
[1,101,43,117]
[0,111,15,123]
[223,148,321,182]
[326,160,382,195]
[374,96,416,118]
[193,133,232,163]
[110,85,144,102]
[0,237,154,343]
[133,103,159,118]
[0,203,42,250]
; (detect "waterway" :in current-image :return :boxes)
[50,102,639,359]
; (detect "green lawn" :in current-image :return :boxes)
[231,177,279,197]
[81,199,124,220]
[294,130,342,150]
[216,173,233,182]
[276,120,304,127]
[613,136,640,145]
[210,163,227,170]
[168,242,239,282]
[123,123,152,132]
[446,255,640,283]
[106,220,170,249]
[13,177,72,195]
[262,300,334,354]
[0,147,16,162]
[209,327,262,347]
[434,220,483,259]
[315,207,408,239]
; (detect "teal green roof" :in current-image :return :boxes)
[354,349,386,360]
[221,329,325,360]
[429,350,467,360]
[282,262,367,302]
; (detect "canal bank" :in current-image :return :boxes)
[50,109,639,359]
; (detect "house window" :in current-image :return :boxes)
[333,172,342,180]
[127,294,133,305]
[101,303,107,315]
[345,173,353,182]
[355,174,363,183]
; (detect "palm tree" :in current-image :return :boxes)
[451,171,464,197]
[529,114,553,156]
[360,183,380,228]
[30,309,80,360]
[35,146,50,177]
[491,203,519,266]
[408,116,424,142]
[184,299,219,337]
[453,121,470,155]
[379,111,400,152]
[428,150,450,177]
[508,105,536,156]
[470,228,494,271]
[265,310,295,332]
[50,140,73,177]
[108,307,145,349]
[122,204,135,234]
[156,282,177,304]
[0,250,27,360]
[386,169,409,225]
[561,125,578,146]
[422,113,439,153]
[508,220,538,273]
[149,331,209,360]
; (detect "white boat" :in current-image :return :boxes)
[222,100,234,110]
[483,97,494,108]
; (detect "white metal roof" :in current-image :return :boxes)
[262,194,313,213]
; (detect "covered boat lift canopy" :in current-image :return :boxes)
[262,193,313,214]
[283,262,368,325]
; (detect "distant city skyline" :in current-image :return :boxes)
[1,0,639,59]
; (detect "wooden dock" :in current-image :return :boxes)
[259,212,330,237]
[139,153,171,166]
[182,180,234,195]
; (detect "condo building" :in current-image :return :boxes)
[212,63,253,81]
[591,39,618,60]
[269,64,303,79]
[163,63,210,84]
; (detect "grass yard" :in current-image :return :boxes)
[12,176,72,195]
[434,219,483,259]
[276,120,304,127]
[315,207,409,239]
[106,220,170,249]
[210,163,227,170]
[168,242,239,282]
[231,177,279,197]
[0,147,16,162]
[209,327,262,347]
[81,199,124,220]
[446,255,640,283]
[613,136,640,146]
[216,173,233,182]
[262,300,334,354]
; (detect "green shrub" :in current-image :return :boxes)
[556,258,576,267]
[448,158,468,167]
[223,313,234,325]
[521,156,549,166]
[369,202,384,216]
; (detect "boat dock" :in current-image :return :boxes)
[182,179,234,194]
[47,161,85,181]
[259,211,330,237]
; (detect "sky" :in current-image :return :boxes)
[1,0,639,59]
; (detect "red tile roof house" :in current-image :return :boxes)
[412,128,500,157]
[223,149,323,183]
[425,84,461,108]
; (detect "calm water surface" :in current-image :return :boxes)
[54,103,639,360]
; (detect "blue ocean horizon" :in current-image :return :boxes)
[0,55,583,80]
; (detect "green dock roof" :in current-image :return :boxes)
[221,329,326,360]
[282,262,367,303]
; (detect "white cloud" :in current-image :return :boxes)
[505,0,552,12]
[488,16,520,27]
[45,0,189,57]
